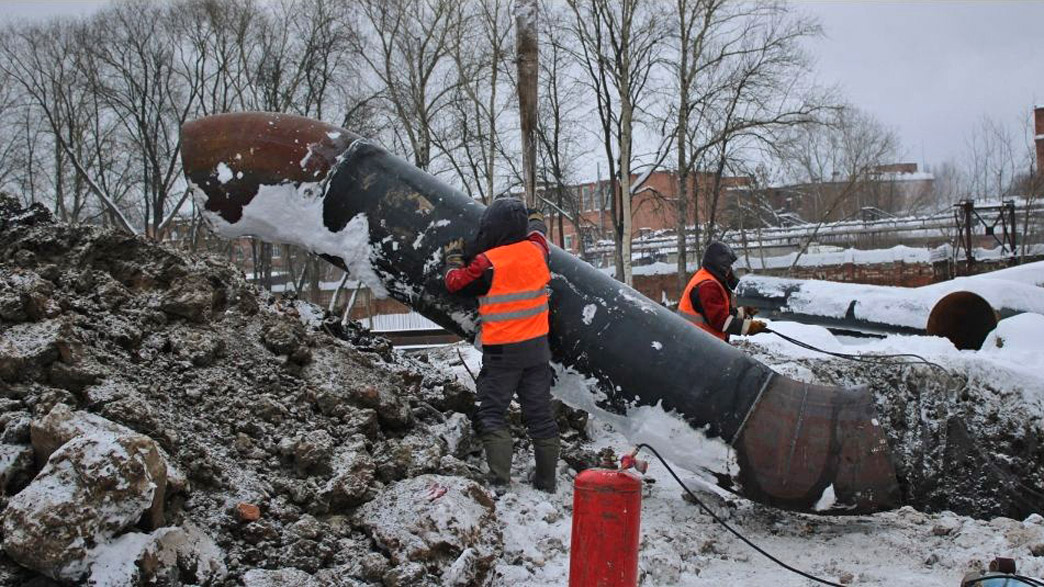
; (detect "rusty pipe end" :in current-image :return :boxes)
[734,377,899,513]
[180,112,359,224]
[927,291,998,351]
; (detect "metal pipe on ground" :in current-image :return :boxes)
[180,112,899,513]
[735,276,1026,350]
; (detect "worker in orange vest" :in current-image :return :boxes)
[442,198,559,493]
[677,241,767,342]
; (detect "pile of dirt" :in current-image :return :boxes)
[0,197,590,586]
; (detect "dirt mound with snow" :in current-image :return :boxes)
[0,197,589,585]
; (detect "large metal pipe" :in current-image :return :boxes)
[736,274,1042,350]
[181,112,899,513]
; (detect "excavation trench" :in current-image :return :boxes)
[179,112,1041,518]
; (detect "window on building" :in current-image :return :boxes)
[565,234,575,251]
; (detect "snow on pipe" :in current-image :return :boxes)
[735,277,1005,350]
[180,112,899,513]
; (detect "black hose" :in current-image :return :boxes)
[763,327,951,375]
[635,443,847,587]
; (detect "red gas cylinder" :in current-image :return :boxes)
[569,468,642,587]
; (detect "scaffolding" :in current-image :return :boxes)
[953,199,1018,267]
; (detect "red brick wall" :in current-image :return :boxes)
[546,170,748,253]
[630,262,938,303]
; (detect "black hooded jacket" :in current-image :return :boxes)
[444,198,552,363]
[446,198,549,298]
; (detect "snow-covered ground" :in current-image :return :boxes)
[429,313,1044,586]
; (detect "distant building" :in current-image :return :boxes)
[541,170,751,256]
[763,163,935,223]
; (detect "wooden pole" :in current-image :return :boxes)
[515,0,539,208]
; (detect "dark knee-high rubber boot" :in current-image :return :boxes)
[481,429,513,486]
[531,435,560,493]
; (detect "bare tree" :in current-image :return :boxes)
[170,0,260,116]
[774,106,899,273]
[535,0,590,252]
[666,0,825,288]
[439,0,515,203]
[83,1,201,238]
[0,20,136,232]
[963,115,1022,201]
[568,0,664,285]
[356,0,463,170]
[516,0,539,207]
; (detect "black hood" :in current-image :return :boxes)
[469,197,528,256]
[702,241,738,290]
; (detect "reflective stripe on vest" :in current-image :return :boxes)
[479,240,551,345]
[677,267,730,342]
[478,287,549,306]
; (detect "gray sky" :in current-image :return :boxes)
[0,0,106,20]
[3,0,1042,168]
[798,0,1044,168]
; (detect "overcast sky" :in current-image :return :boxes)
[2,0,1042,168]
[798,0,1044,168]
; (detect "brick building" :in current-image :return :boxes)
[542,170,751,255]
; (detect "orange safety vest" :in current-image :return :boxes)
[677,267,731,342]
[478,240,551,345]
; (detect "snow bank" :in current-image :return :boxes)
[982,313,1044,355]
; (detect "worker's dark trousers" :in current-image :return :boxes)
[475,361,558,440]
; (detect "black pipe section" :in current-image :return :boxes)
[181,112,900,513]
[736,277,1006,350]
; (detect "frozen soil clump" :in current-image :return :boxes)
[0,197,590,585]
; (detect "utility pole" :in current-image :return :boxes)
[515,0,539,208]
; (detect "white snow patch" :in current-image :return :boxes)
[191,180,388,297]
[651,341,663,350]
[86,531,152,586]
[749,320,845,359]
[813,484,836,512]
[214,162,233,184]
[982,313,1044,356]
[326,131,341,140]
[581,304,597,325]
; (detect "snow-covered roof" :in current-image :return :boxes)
[873,171,934,182]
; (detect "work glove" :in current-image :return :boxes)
[527,208,544,224]
[742,306,759,317]
[746,320,768,336]
[443,238,465,268]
